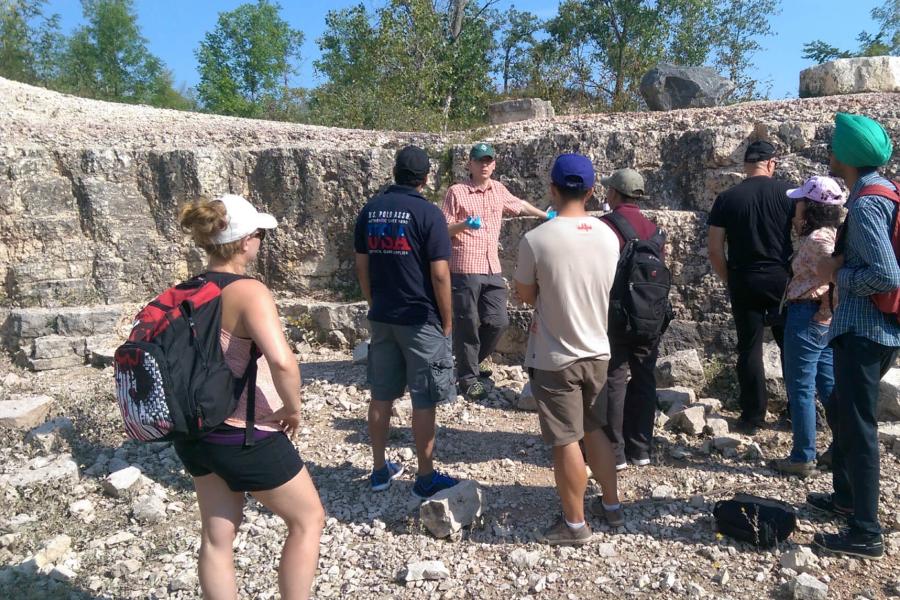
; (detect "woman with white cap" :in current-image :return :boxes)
[772,176,845,478]
[176,194,323,599]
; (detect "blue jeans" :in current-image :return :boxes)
[783,302,834,463]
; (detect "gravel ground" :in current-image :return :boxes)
[1,348,899,600]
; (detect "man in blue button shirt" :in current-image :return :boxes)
[810,113,900,560]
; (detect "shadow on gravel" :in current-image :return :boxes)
[299,359,364,385]
[331,417,547,467]
[0,569,102,600]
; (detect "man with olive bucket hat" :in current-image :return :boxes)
[809,113,900,560]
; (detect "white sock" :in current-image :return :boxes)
[565,518,586,529]
[602,502,621,511]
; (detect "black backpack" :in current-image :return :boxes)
[600,211,673,341]
[113,272,261,446]
[713,494,797,548]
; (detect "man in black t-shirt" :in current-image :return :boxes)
[707,140,794,434]
[354,146,460,499]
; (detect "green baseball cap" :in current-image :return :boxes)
[470,142,495,160]
[600,168,645,197]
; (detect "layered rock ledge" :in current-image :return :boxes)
[2,76,900,359]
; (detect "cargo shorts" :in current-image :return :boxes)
[529,357,610,447]
[367,320,455,409]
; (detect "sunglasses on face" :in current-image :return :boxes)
[250,229,266,241]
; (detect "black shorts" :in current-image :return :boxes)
[173,432,304,492]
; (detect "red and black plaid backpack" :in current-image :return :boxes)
[835,179,900,323]
[114,272,260,444]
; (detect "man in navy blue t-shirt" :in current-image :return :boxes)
[354,145,460,500]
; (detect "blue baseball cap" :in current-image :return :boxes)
[550,154,595,191]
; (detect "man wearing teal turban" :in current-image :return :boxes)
[831,112,894,168]
[813,112,899,559]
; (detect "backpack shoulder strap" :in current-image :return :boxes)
[200,271,255,289]
[601,211,639,241]
[241,342,260,447]
[858,180,900,204]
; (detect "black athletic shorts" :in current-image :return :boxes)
[173,431,304,492]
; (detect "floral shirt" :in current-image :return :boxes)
[786,227,837,322]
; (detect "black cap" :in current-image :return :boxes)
[394,145,430,184]
[744,140,776,163]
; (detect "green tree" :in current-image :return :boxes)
[0,0,64,84]
[803,0,899,63]
[710,0,779,101]
[533,0,778,111]
[195,0,304,118]
[60,0,188,107]
[310,0,497,131]
[496,7,541,94]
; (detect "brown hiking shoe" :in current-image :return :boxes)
[589,498,625,527]
[772,458,817,478]
[540,516,592,546]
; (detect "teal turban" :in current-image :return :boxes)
[832,112,893,168]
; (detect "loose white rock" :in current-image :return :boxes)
[400,560,450,582]
[0,395,54,430]
[419,480,484,538]
[668,406,707,436]
[352,341,369,365]
[657,387,697,413]
[790,572,828,600]
[509,548,541,570]
[131,493,167,524]
[703,417,729,437]
[516,382,537,411]
[68,499,95,523]
[780,546,819,575]
[102,466,144,497]
[25,417,74,452]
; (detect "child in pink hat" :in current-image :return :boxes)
[773,175,845,477]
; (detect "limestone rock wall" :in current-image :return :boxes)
[2,76,900,358]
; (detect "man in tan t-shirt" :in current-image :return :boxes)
[514,153,623,546]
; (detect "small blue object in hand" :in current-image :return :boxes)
[546,209,557,220]
[465,216,482,229]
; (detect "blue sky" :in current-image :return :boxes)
[45,0,881,100]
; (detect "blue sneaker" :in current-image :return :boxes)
[412,470,459,499]
[370,461,404,492]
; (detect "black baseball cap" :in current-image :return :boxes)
[744,140,776,163]
[394,145,431,183]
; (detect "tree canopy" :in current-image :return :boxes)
[803,0,899,63]
[196,0,304,118]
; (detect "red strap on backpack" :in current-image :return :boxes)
[857,180,900,322]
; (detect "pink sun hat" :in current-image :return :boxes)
[786,175,846,205]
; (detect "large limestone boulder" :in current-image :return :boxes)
[488,98,554,125]
[800,56,900,98]
[640,64,735,110]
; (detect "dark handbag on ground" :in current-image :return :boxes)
[713,494,797,548]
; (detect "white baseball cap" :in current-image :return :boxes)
[211,194,278,244]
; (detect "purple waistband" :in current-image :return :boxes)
[204,426,278,445]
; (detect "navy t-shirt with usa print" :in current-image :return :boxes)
[353,185,451,327]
